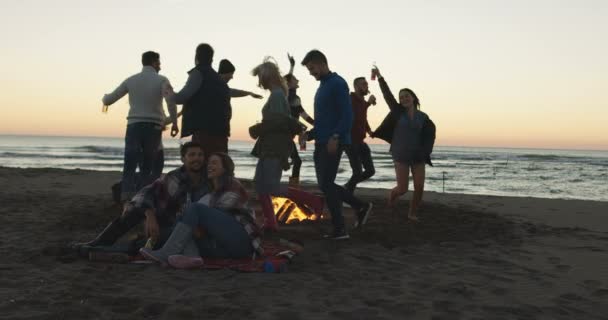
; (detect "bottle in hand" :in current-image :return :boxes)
[298,132,307,151]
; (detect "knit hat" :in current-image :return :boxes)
[218,59,235,74]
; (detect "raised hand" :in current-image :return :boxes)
[372,67,382,79]
[288,53,295,67]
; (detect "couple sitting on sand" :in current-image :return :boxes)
[74,142,262,268]
[74,140,323,268]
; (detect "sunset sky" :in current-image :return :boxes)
[1,0,607,150]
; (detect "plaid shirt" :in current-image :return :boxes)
[133,171,264,257]
[130,166,208,221]
[202,178,264,257]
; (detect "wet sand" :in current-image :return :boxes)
[1,166,607,319]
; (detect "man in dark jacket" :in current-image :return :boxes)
[173,43,231,155]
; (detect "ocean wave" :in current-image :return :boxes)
[0,152,121,160]
[73,145,123,154]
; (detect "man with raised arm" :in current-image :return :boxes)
[102,51,179,202]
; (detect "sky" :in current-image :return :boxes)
[1,0,607,150]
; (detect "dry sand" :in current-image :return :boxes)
[1,166,607,319]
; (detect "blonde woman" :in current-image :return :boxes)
[249,58,324,231]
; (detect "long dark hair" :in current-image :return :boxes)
[208,152,235,194]
[399,88,421,110]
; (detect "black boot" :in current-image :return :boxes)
[72,212,142,257]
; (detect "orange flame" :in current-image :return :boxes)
[272,197,321,224]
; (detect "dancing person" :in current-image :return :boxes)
[371,66,435,222]
[173,43,231,155]
[301,50,373,239]
[249,58,324,232]
[218,59,264,99]
[284,53,314,186]
[102,51,179,202]
[140,152,263,268]
[344,76,377,194]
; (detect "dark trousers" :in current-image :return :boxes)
[192,131,228,155]
[152,148,164,179]
[180,203,253,258]
[314,143,365,231]
[103,207,174,252]
[345,142,375,191]
[290,142,302,178]
[122,123,162,201]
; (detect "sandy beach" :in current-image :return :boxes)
[1,166,607,319]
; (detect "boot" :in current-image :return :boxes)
[181,238,200,257]
[259,194,278,232]
[140,222,192,263]
[287,187,325,215]
[71,216,137,257]
[168,254,204,269]
[167,238,204,269]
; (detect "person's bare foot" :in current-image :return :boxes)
[407,213,419,222]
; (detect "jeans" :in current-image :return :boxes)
[313,143,365,231]
[121,122,162,201]
[151,148,164,179]
[345,142,375,190]
[180,203,253,258]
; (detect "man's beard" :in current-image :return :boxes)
[188,164,203,173]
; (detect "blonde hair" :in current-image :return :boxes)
[251,57,287,95]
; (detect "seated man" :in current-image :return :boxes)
[73,142,208,256]
[140,152,264,268]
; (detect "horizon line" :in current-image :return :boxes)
[1,133,607,153]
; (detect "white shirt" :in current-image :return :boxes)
[102,66,177,125]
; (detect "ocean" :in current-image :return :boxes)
[1,135,607,201]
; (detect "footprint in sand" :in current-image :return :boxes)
[547,256,561,264]
[556,264,572,272]
[559,293,583,301]
[593,288,608,297]
[491,287,508,296]
[138,303,168,318]
[582,279,601,288]
[354,255,376,262]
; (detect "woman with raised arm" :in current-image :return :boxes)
[284,53,314,186]
[140,152,263,268]
[372,67,436,222]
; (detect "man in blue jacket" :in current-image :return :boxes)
[301,50,373,239]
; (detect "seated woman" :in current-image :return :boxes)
[140,152,263,268]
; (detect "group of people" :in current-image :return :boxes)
[73,43,435,268]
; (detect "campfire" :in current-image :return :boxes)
[272,197,322,224]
